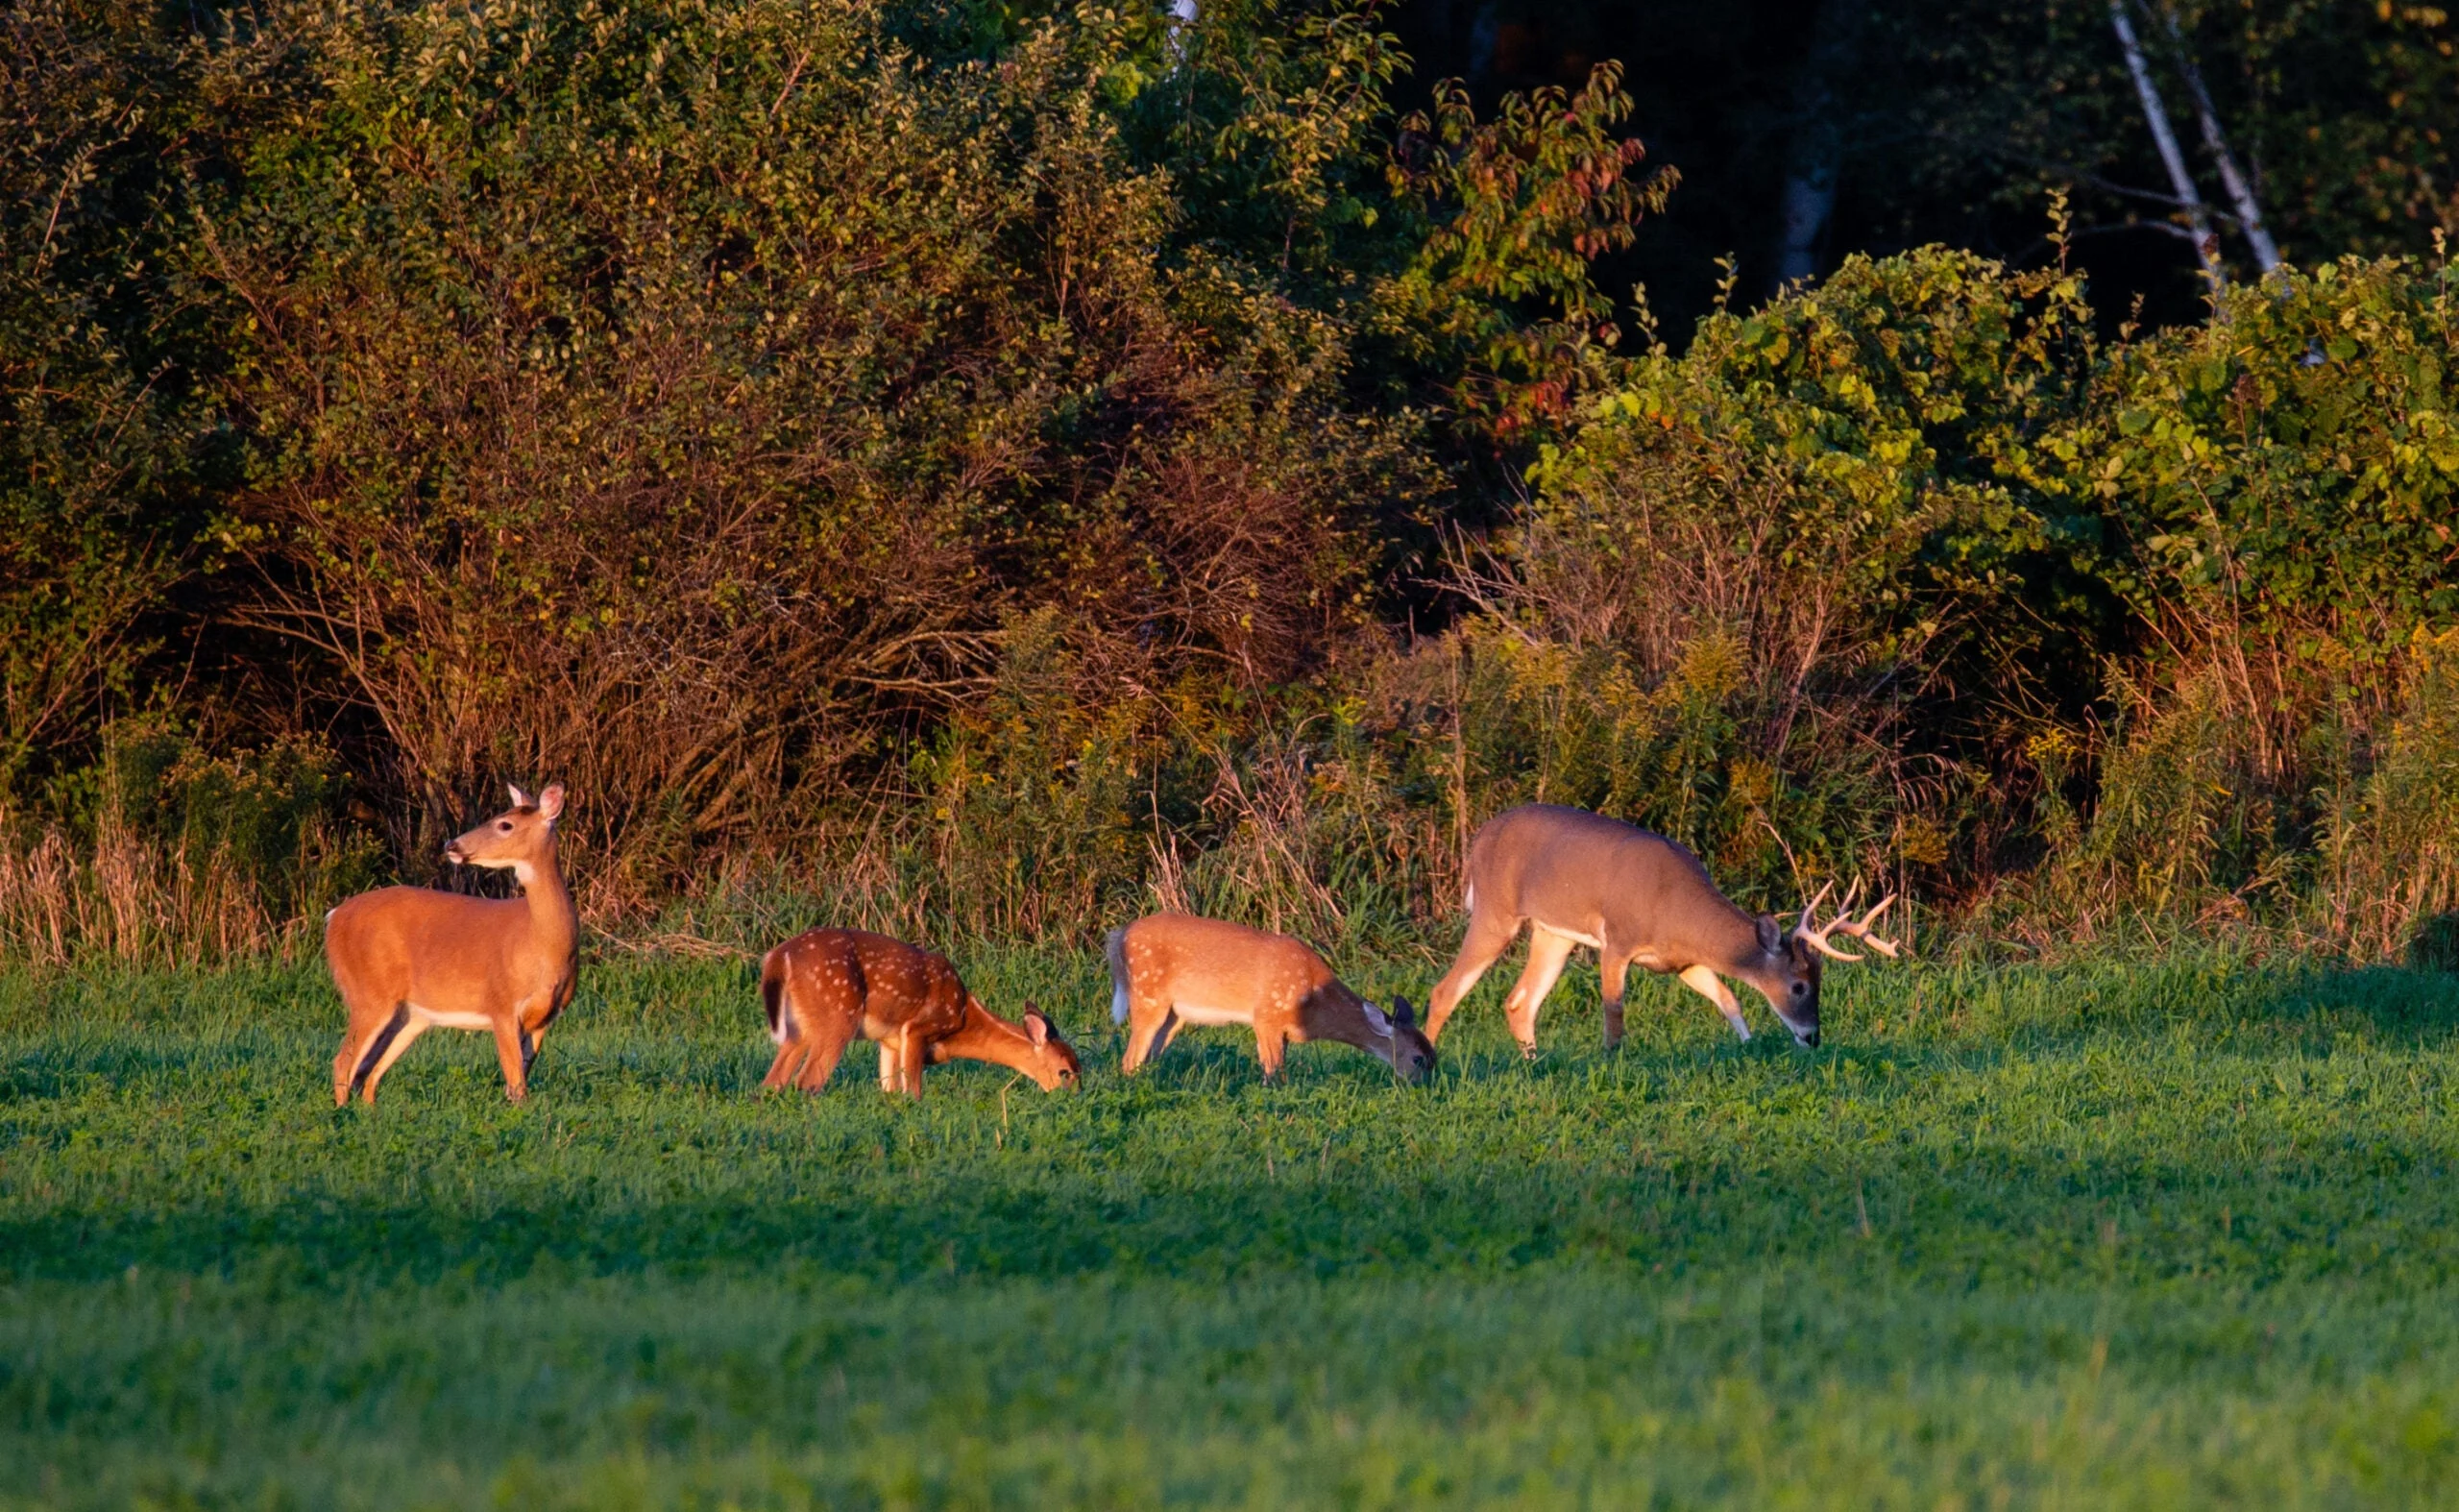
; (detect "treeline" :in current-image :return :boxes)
[3,0,2456,966]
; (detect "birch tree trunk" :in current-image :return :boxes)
[1771,0,1866,289]
[2154,0,2282,274]
[2109,0,2227,297]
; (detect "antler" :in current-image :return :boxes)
[1790,878,1904,962]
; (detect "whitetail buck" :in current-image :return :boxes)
[326,783,578,1105]
[1108,914,1436,1084]
[759,928,1080,1097]
[1423,803,1901,1054]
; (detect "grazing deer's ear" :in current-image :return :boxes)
[538,783,566,824]
[1022,1004,1050,1046]
[507,783,531,809]
[1391,996,1416,1030]
[1756,914,1783,954]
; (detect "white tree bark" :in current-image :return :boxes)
[1772,0,1866,289]
[2109,0,2226,296]
[2153,0,2281,274]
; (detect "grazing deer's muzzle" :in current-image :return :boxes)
[1800,1028,1820,1049]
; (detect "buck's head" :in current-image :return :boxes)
[1015,1003,1082,1091]
[444,782,566,881]
[1755,880,1903,1049]
[1379,996,1437,1085]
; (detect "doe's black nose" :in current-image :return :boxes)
[1804,1030,1821,1048]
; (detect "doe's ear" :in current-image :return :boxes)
[1391,995,1416,1030]
[1022,1003,1050,1046]
[1755,914,1783,955]
[507,782,531,810]
[538,782,566,824]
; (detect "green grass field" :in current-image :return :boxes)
[5,942,2459,1508]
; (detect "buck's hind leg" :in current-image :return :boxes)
[1424,909,1519,1044]
[1499,927,1578,1057]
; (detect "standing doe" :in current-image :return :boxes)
[759,928,1079,1096]
[326,783,578,1105]
[1424,803,1901,1054]
[1108,914,1435,1084]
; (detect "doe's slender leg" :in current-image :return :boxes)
[1424,910,1519,1043]
[1499,927,1578,1056]
[358,1015,431,1104]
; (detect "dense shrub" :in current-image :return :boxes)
[4,0,2458,963]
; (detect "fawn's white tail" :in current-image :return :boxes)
[1106,925,1132,1025]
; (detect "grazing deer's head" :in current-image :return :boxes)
[444,783,566,882]
[1385,997,1436,1084]
[1015,1002,1082,1090]
[1357,995,1436,1083]
[1754,881,1901,1047]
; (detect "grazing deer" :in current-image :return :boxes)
[1108,914,1436,1084]
[326,783,578,1106]
[758,928,1079,1097]
[1423,803,1901,1055]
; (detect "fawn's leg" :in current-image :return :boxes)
[791,1014,860,1092]
[1122,996,1177,1075]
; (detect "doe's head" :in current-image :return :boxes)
[444,782,566,871]
[1017,1003,1081,1090]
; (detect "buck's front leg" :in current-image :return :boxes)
[1598,951,1636,1051]
[1679,964,1750,1040]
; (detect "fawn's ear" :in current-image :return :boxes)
[1756,914,1783,954]
[1391,996,1416,1030]
[1022,1004,1051,1046]
[507,782,531,810]
[538,783,566,824]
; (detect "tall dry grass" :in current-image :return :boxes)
[0,819,281,967]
